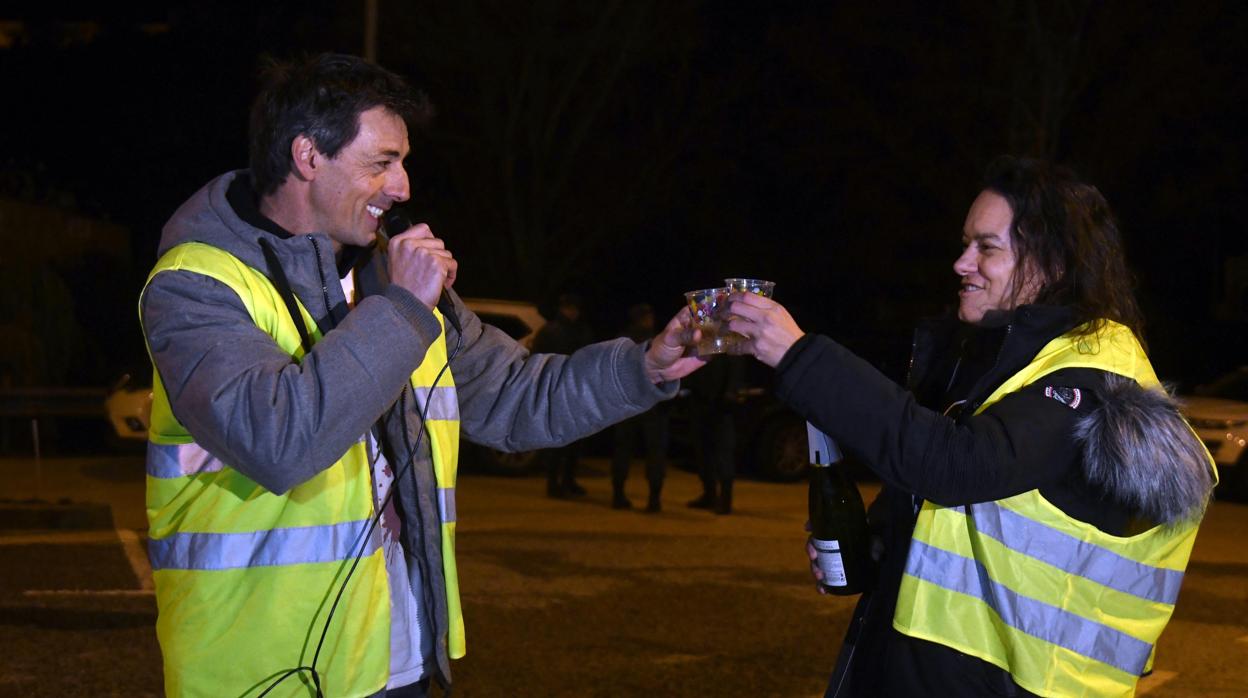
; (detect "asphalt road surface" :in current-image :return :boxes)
[1,455,1245,696]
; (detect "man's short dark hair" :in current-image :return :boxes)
[248,53,433,197]
[983,156,1144,340]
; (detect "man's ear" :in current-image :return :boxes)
[290,135,319,181]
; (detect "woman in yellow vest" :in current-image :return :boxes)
[724,157,1215,697]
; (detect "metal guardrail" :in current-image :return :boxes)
[0,387,107,418]
[0,388,110,472]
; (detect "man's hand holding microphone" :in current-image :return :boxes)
[381,209,457,312]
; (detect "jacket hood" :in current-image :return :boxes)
[161,170,273,265]
[159,171,353,332]
[1075,374,1216,526]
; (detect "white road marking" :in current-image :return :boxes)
[1136,670,1178,695]
[4,527,154,594]
[22,589,153,597]
[116,529,154,591]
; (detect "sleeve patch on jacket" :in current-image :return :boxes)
[1043,386,1082,409]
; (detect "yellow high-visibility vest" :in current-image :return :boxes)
[893,321,1214,698]
[141,241,464,697]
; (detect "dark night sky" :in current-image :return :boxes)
[2,1,1245,387]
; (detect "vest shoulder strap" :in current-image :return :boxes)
[976,320,1155,414]
[145,241,319,357]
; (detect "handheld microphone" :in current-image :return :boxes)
[380,206,462,334]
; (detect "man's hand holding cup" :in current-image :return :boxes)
[643,307,707,384]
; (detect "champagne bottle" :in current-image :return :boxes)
[807,423,871,595]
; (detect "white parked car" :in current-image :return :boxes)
[460,297,546,350]
[104,374,152,442]
[1180,366,1248,501]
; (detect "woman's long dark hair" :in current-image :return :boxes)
[984,156,1145,342]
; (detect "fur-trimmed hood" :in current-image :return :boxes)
[1075,375,1216,526]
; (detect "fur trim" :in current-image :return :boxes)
[1073,374,1214,525]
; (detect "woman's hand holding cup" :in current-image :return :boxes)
[725,292,805,367]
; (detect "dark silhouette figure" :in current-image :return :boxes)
[685,355,746,514]
[611,304,671,511]
[533,293,596,498]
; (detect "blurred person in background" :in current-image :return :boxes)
[611,303,673,512]
[533,292,596,498]
[684,354,746,515]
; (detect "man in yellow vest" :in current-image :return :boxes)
[140,53,704,698]
[725,157,1215,697]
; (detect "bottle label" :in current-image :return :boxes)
[811,537,848,586]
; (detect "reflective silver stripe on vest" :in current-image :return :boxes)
[146,442,226,479]
[905,540,1153,676]
[412,386,459,421]
[148,519,380,571]
[954,503,1184,604]
[438,487,456,523]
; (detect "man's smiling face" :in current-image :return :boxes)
[307,106,411,252]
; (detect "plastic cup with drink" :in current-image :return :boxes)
[722,278,775,353]
[683,286,732,356]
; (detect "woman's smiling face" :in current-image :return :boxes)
[953,190,1042,325]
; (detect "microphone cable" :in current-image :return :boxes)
[260,309,464,697]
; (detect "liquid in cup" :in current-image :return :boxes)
[722,278,776,353]
[724,278,776,298]
[684,287,732,355]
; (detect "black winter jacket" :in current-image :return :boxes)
[773,305,1212,697]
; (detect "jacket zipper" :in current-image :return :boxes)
[905,328,920,389]
[313,233,447,683]
[904,320,1015,515]
[307,235,334,322]
[398,390,445,685]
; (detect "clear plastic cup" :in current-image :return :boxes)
[722,278,776,353]
[724,278,776,298]
[683,287,732,355]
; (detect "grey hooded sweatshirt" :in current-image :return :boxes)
[141,170,679,688]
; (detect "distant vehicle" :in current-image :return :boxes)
[667,363,811,483]
[718,385,809,482]
[460,297,545,350]
[462,308,812,480]
[104,374,151,443]
[1180,366,1248,501]
[736,391,814,483]
[455,298,545,474]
